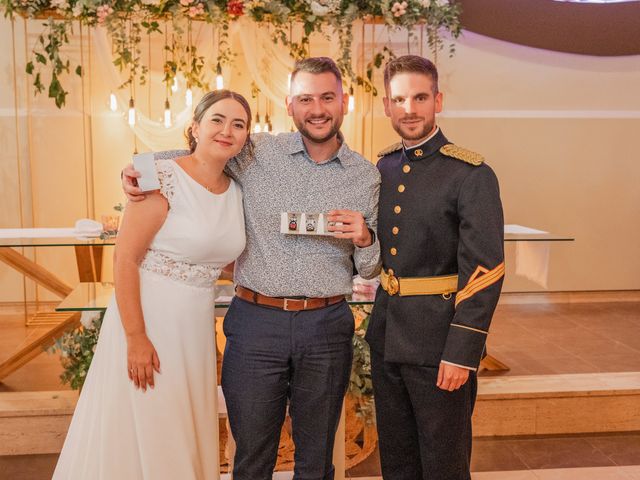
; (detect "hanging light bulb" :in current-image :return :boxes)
[216,63,224,90]
[185,86,193,107]
[348,86,355,113]
[128,98,136,126]
[109,92,118,112]
[263,113,271,133]
[171,76,178,93]
[254,112,262,133]
[164,99,172,128]
[287,73,292,91]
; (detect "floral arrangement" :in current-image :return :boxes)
[349,303,375,423]
[0,0,461,108]
[48,312,103,390]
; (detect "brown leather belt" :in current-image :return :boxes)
[235,285,344,312]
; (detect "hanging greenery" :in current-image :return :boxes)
[48,313,104,390]
[1,0,461,108]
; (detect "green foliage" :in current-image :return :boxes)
[24,19,79,108]
[49,314,103,390]
[6,0,461,107]
[349,304,375,424]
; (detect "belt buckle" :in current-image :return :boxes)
[387,272,400,296]
[283,298,307,311]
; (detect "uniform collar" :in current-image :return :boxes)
[284,131,354,166]
[403,127,449,161]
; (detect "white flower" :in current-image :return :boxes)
[50,0,69,10]
[80,311,101,329]
[72,3,83,16]
[310,1,330,16]
[420,0,431,7]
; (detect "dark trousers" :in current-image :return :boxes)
[371,349,477,480]
[221,297,354,480]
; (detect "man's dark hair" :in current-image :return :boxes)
[290,57,343,87]
[383,55,439,95]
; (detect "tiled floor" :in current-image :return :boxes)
[484,301,640,376]
[472,433,640,472]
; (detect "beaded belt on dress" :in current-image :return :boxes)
[139,249,220,288]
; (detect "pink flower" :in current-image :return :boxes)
[391,1,408,17]
[187,3,204,18]
[96,4,114,24]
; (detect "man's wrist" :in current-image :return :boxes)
[355,228,375,248]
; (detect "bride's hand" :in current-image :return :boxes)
[126,333,161,391]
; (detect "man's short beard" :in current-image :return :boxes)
[295,118,342,144]
[392,119,434,142]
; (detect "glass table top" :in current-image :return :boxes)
[0,237,116,247]
[504,232,574,242]
[1,233,573,248]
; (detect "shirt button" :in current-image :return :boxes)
[392,226,399,235]
[394,205,401,214]
[398,184,405,193]
[390,247,397,256]
[402,164,411,173]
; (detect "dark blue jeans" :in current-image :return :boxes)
[221,297,354,480]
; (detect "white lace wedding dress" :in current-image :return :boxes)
[53,158,246,480]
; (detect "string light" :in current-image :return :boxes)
[287,73,292,91]
[348,86,355,113]
[254,113,262,133]
[128,98,136,126]
[264,113,271,133]
[171,77,178,93]
[216,63,224,90]
[109,92,118,112]
[164,99,172,128]
[185,86,193,107]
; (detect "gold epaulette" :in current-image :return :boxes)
[377,142,403,158]
[440,144,484,166]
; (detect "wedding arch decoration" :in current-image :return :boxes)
[1,0,461,109]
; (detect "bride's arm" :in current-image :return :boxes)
[114,192,168,392]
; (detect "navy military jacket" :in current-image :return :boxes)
[365,128,505,369]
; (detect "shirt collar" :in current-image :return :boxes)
[284,131,355,167]
[403,126,449,161]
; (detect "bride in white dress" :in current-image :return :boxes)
[53,90,252,480]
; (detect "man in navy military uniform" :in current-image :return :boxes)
[366,55,505,479]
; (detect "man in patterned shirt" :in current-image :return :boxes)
[123,57,381,480]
